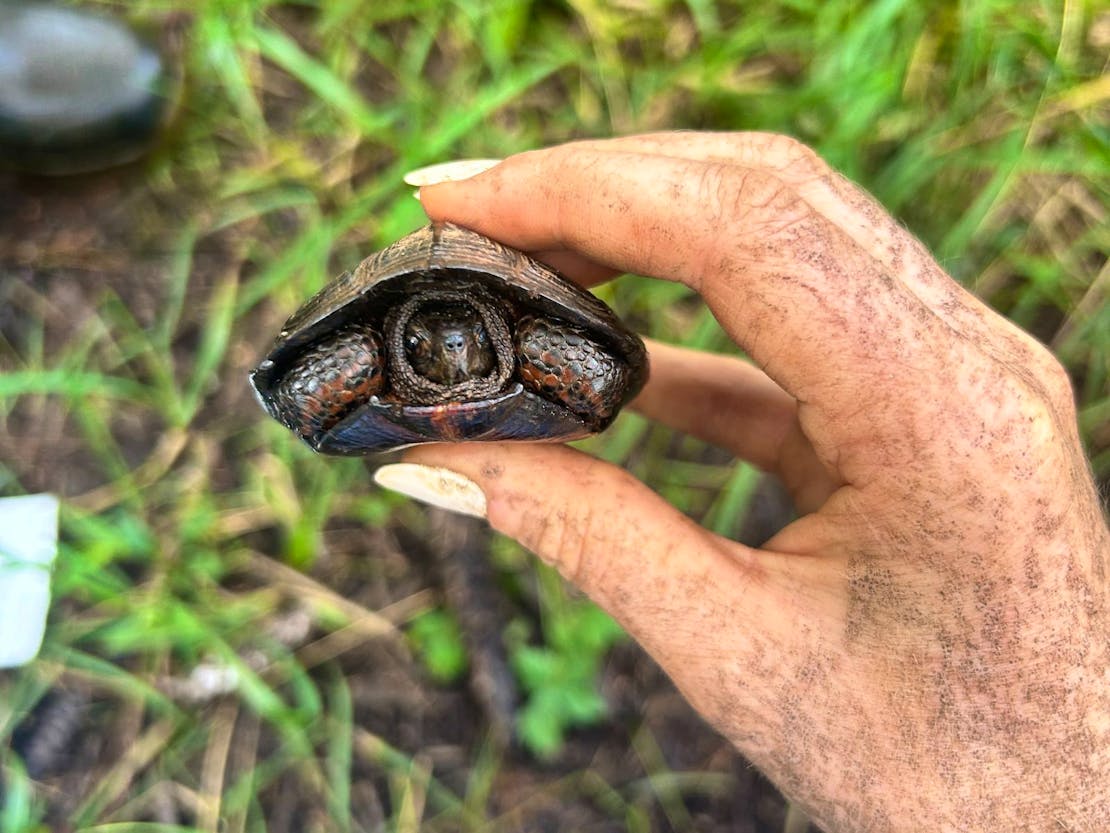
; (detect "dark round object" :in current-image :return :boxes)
[250,223,649,454]
[0,3,175,174]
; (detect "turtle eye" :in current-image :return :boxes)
[404,331,430,362]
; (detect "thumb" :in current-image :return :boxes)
[375,443,793,684]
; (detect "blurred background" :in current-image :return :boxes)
[0,1,1106,831]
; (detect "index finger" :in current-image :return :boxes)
[418,137,952,459]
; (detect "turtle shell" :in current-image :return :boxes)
[250,222,648,454]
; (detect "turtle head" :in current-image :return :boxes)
[403,302,496,384]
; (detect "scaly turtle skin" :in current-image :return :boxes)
[250,223,648,454]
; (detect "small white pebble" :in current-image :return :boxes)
[186,661,240,699]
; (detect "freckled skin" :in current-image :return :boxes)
[410,133,1110,833]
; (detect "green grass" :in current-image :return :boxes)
[1,0,1107,830]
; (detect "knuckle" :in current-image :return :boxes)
[772,133,834,173]
[682,159,819,292]
[758,132,830,178]
[694,160,743,223]
[931,347,1078,473]
[703,162,802,233]
[510,497,598,588]
[1034,350,1078,422]
[1002,332,1077,419]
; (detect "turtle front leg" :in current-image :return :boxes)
[269,325,385,442]
[513,315,634,429]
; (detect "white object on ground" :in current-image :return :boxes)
[0,493,60,668]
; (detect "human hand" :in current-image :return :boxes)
[377,133,1110,831]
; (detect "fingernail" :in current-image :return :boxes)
[373,463,487,519]
[403,158,502,187]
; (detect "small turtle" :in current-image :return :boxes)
[250,223,648,454]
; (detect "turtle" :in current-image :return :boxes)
[250,222,648,454]
[249,223,648,457]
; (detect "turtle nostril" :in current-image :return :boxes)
[443,332,466,353]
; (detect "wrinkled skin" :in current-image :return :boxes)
[406,133,1110,831]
